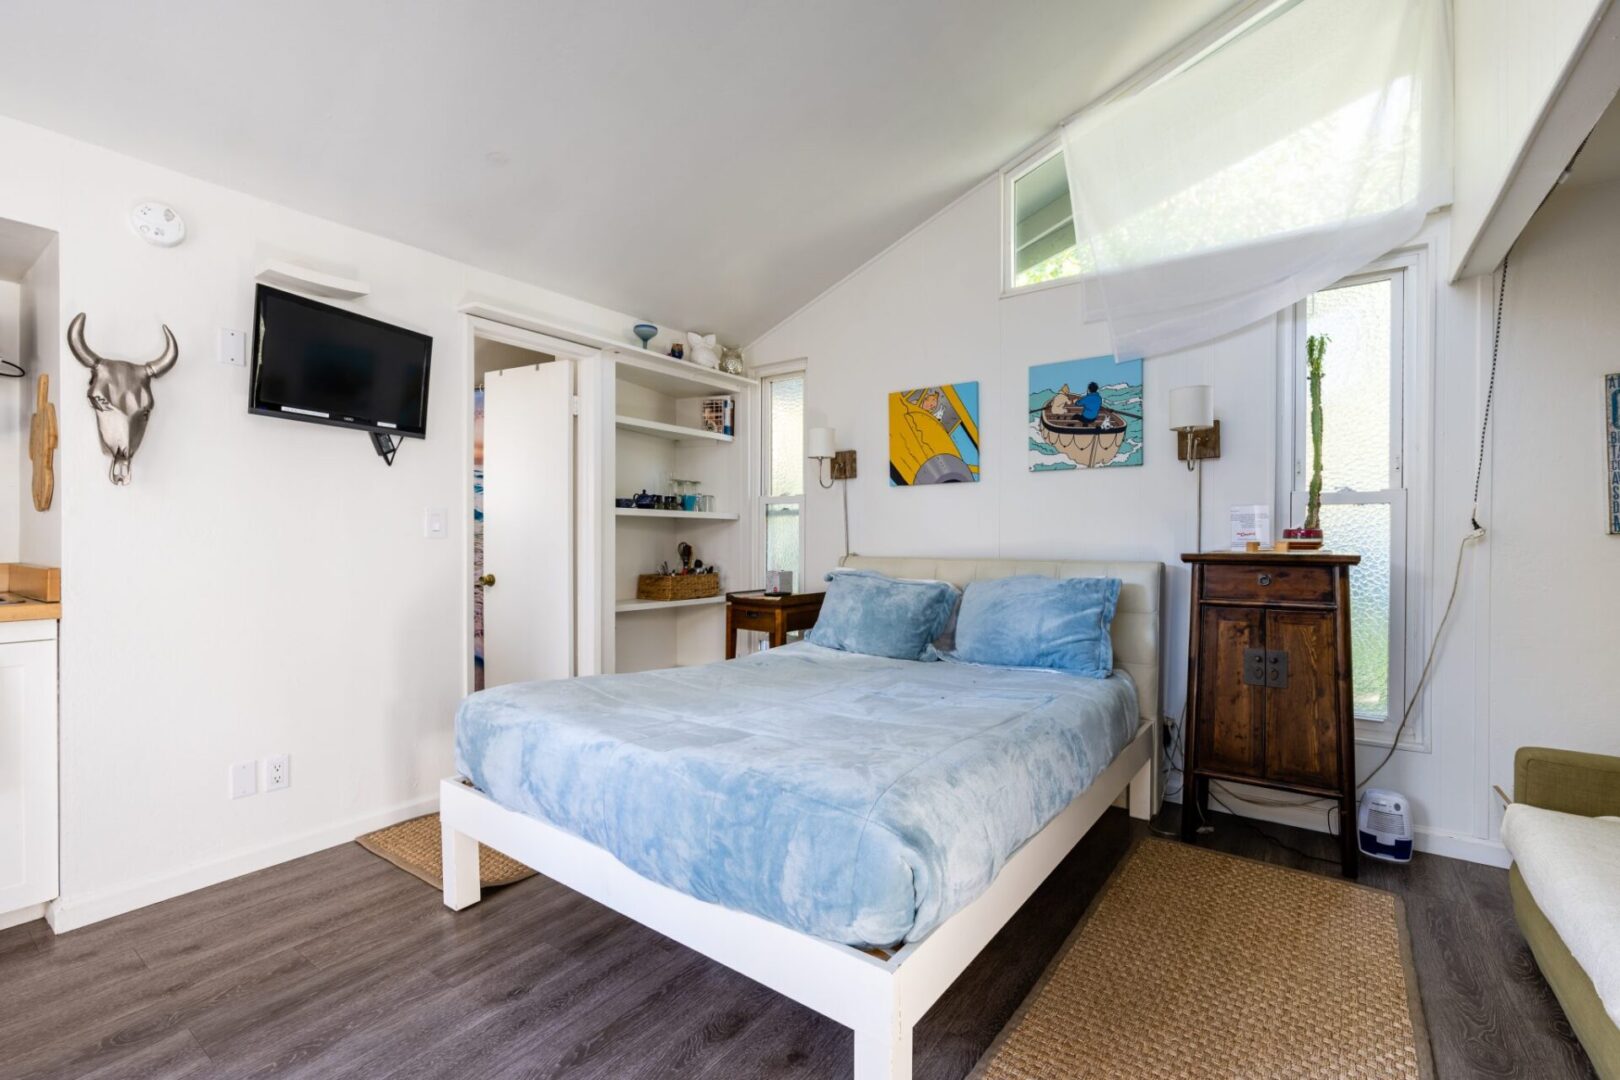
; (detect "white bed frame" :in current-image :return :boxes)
[440,556,1163,1080]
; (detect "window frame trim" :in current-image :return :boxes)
[1000,139,1083,299]
[1275,244,1434,754]
[755,360,808,592]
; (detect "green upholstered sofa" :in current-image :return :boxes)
[1508,747,1620,1079]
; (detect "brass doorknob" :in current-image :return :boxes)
[480,573,496,587]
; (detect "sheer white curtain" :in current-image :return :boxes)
[1062,0,1451,360]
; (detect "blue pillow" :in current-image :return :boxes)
[806,570,960,661]
[946,575,1121,678]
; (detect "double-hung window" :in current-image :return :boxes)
[760,368,805,586]
[1286,258,1420,734]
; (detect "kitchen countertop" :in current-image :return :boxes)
[0,593,60,621]
[0,564,60,621]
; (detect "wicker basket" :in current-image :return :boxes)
[635,574,721,602]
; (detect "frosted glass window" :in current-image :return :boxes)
[1306,279,1392,492]
[1292,265,1407,726]
[768,375,804,497]
[1319,503,1391,720]
[765,504,801,577]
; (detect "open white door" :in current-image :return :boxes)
[482,360,575,687]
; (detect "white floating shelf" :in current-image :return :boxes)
[615,415,733,443]
[611,351,756,398]
[614,508,739,522]
[257,260,370,300]
[615,595,727,614]
[456,300,757,396]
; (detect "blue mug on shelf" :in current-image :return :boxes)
[682,494,699,511]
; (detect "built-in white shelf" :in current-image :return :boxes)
[615,508,739,522]
[614,415,733,444]
[611,352,755,398]
[614,595,727,614]
[457,300,757,397]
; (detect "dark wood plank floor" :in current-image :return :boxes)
[0,806,1593,1079]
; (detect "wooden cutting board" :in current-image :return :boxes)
[29,375,55,511]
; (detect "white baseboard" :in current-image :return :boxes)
[45,795,437,934]
[1165,786,1510,868]
[1409,826,1511,868]
[0,902,46,932]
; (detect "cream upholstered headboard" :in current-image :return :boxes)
[840,555,1163,725]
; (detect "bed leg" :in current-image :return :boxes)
[441,818,482,911]
[853,1004,912,1080]
[1129,754,1153,821]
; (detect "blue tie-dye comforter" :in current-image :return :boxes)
[454,642,1140,946]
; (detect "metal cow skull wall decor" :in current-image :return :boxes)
[67,313,179,485]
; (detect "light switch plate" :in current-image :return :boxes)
[423,507,448,539]
[220,328,247,367]
[230,760,257,799]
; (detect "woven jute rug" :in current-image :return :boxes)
[356,812,536,891]
[971,838,1433,1080]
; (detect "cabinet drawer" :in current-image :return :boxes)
[729,609,778,632]
[1202,564,1334,604]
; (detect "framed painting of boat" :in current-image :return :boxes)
[889,382,981,485]
[1029,356,1144,471]
[1606,372,1620,535]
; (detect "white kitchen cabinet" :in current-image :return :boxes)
[0,619,57,920]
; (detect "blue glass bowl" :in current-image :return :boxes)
[633,323,657,348]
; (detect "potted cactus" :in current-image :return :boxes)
[1284,334,1328,549]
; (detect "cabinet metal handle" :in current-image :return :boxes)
[480,573,496,587]
[1257,573,1272,586]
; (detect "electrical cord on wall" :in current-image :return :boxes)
[1172,252,1511,860]
[1356,249,1507,791]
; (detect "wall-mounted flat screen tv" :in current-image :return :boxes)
[249,285,433,438]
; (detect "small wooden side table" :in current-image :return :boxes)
[725,590,825,659]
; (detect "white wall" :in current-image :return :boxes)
[747,178,1280,743]
[1486,176,1620,810]
[747,164,1617,864]
[0,114,681,929]
[0,279,21,560]
[18,239,60,566]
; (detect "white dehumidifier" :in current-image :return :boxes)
[1357,788,1414,863]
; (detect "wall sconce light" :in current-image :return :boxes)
[807,427,857,560]
[1169,385,1219,472]
[1169,385,1218,554]
[807,427,857,489]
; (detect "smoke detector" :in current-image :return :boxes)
[129,201,186,247]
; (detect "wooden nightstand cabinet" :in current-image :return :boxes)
[725,590,826,659]
[1181,551,1362,877]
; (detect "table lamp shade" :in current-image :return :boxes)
[806,427,836,460]
[1168,385,1214,432]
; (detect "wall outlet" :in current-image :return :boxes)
[423,507,447,539]
[230,760,257,799]
[219,328,248,367]
[265,754,290,792]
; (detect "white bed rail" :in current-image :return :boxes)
[441,718,1155,1080]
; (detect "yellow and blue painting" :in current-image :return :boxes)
[1029,356,1144,471]
[889,382,980,485]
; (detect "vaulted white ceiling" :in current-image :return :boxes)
[0,0,1232,341]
